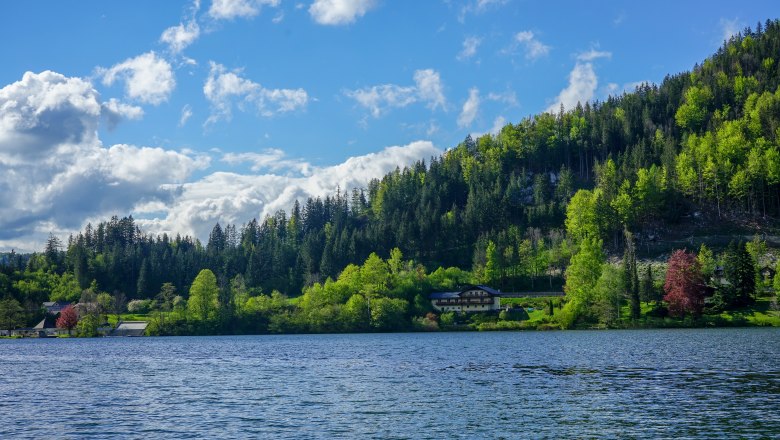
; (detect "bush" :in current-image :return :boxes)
[412,315,439,331]
[439,311,456,327]
[75,314,100,337]
[127,299,152,314]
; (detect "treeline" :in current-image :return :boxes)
[1,20,780,330]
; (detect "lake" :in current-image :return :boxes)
[1,328,778,439]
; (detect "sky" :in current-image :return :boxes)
[0,0,776,252]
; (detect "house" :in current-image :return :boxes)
[110,321,148,337]
[429,285,503,313]
[32,315,62,337]
[42,301,70,315]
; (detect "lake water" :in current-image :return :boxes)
[1,328,778,439]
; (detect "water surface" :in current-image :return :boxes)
[1,328,778,439]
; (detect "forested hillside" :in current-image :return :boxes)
[2,20,780,333]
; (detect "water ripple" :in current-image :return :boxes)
[1,328,778,438]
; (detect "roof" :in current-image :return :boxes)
[471,285,502,296]
[429,285,503,300]
[33,316,58,329]
[429,291,460,299]
[116,321,148,330]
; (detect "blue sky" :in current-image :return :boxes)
[0,0,776,251]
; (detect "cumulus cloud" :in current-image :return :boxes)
[160,20,200,54]
[309,0,377,25]
[137,141,440,242]
[457,36,481,61]
[102,98,144,129]
[545,49,611,113]
[0,70,207,251]
[99,52,176,105]
[203,62,309,123]
[345,69,447,117]
[208,0,280,20]
[458,88,480,128]
[512,31,550,60]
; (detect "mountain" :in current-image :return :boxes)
[3,19,780,308]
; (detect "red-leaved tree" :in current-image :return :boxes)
[663,250,706,317]
[56,305,79,335]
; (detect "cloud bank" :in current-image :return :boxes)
[0,70,438,251]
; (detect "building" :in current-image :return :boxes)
[429,285,503,313]
[110,321,148,337]
[42,301,70,315]
[32,315,62,337]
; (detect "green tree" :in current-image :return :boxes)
[0,298,25,331]
[720,241,756,308]
[561,237,605,327]
[187,269,219,321]
[623,229,640,321]
[593,265,624,326]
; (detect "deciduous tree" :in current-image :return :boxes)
[663,250,706,317]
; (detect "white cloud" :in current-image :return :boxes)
[457,36,481,61]
[577,49,611,62]
[414,69,447,111]
[99,52,176,105]
[179,104,193,126]
[204,62,309,123]
[459,0,508,21]
[545,48,612,113]
[208,0,281,20]
[513,31,550,60]
[308,0,377,25]
[487,90,518,107]
[0,70,207,251]
[222,148,313,175]
[160,20,200,54]
[458,87,480,128]
[102,98,144,129]
[490,116,506,135]
[720,17,743,42]
[137,141,440,244]
[605,80,649,98]
[546,62,598,113]
[470,115,507,139]
[345,69,447,117]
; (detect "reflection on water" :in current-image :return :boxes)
[1,328,778,438]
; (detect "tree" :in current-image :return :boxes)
[663,250,706,317]
[188,269,219,321]
[593,265,624,326]
[640,264,661,304]
[561,237,605,327]
[623,229,640,320]
[720,241,755,308]
[0,298,25,331]
[56,305,79,335]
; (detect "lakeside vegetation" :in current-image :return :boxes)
[2,20,780,336]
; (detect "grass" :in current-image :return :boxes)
[107,313,152,326]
